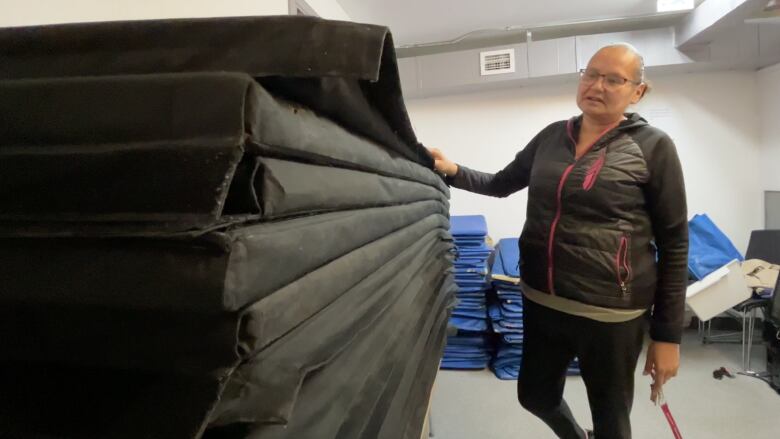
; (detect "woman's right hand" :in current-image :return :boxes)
[428,147,459,177]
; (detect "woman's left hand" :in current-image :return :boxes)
[643,341,680,403]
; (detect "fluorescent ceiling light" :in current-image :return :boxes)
[657,0,695,13]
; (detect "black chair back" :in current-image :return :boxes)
[745,230,780,264]
[770,274,780,328]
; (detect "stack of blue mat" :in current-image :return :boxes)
[688,213,744,280]
[489,238,580,379]
[489,238,525,380]
[441,215,494,370]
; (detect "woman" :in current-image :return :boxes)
[430,43,688,439]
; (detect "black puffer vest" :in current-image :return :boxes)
[520,114,660,309]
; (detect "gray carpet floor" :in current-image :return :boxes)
[430,329,780,438]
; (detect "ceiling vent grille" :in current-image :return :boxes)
[480,48,515,76]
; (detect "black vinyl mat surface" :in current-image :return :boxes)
[0,16,454,439]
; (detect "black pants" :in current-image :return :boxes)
[517,298,647,439]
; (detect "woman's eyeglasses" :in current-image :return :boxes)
[579,68,642,90]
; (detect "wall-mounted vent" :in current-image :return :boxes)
[480,48,515,76]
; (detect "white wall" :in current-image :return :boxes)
[305,0,351,20]
[758,62,780,193]
[0,0,289,27]
[406,70,763,251]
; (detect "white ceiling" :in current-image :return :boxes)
[337,0,688,46]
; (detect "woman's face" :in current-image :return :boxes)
[576,47,647,121]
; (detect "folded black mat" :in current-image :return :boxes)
[0,217,451,374]
[256,157,448,219]
[210,238,451,426]
[0,227,454,439]
[375,296,453,439]
[0,16,431,167]
[334,282,454,439]
[0,16,453,439]
[244,81,446,193]
[0,72,445,231]
[0,363,224,439]
[237,216,451,357]
[0,202,444,313]
[224,266,453,439]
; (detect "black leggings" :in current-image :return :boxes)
[517,298,647,439]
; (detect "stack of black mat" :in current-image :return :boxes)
[0,16,455,439]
